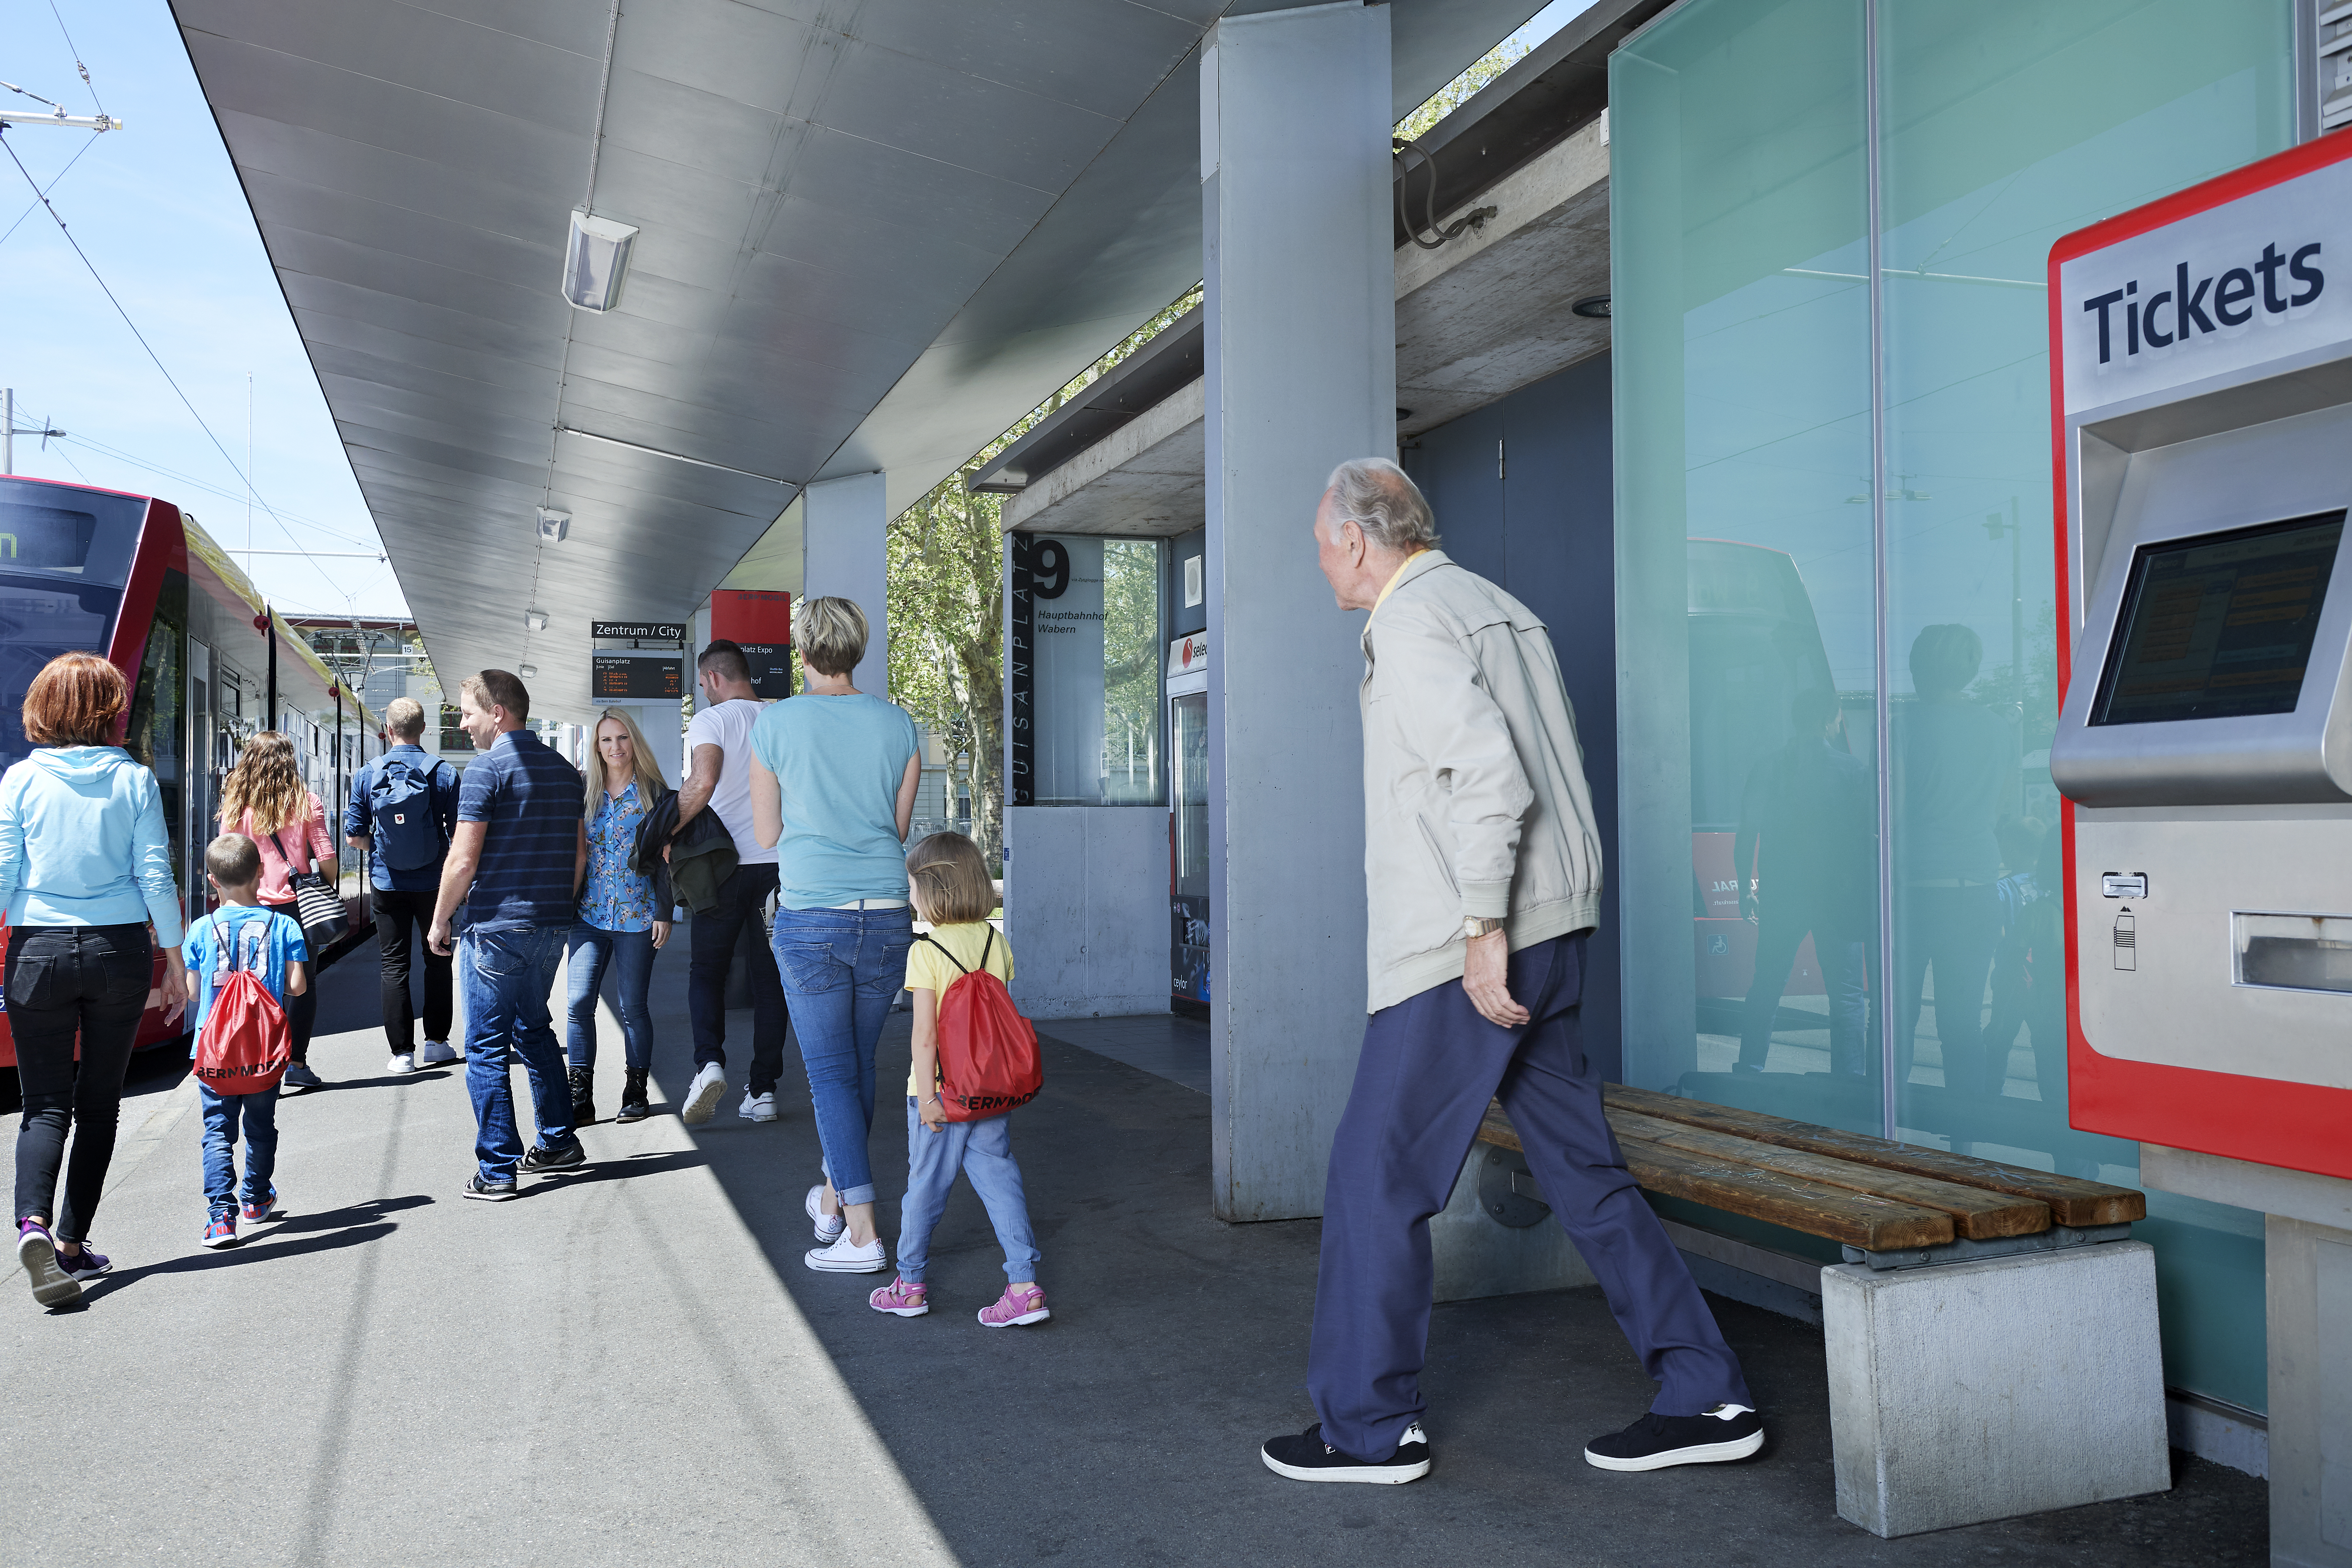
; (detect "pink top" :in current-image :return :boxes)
[233,794,333,907]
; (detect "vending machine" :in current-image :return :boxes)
[1168,632,1210,1014]
[2046,131,2352,1568]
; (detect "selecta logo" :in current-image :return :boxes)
[2081,241,2324,365]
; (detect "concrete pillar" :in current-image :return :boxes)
[802,471,890,694]
[1200,2,1396,1221]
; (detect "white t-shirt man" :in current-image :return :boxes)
[684,697,776,866]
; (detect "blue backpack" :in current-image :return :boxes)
[369,755,448,871]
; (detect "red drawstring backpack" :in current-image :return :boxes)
[920,929,1042,1121]
[192,912,292,1095]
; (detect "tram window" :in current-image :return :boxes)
[123,572,191,883]
[0,583,124,772]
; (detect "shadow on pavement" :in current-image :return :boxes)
[79,1193,430,1296]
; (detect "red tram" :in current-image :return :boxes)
[0,474,384,1067]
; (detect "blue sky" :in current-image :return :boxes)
[3,1,1589,624]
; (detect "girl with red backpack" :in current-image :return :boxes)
[867,832,1048,1327]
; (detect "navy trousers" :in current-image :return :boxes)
[1307,932,1752,1462]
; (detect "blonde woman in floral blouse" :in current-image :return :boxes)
[567,709,673,1125]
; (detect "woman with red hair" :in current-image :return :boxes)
[1,651,190,1308]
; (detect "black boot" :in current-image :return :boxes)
[568,1065,596,1126]
[615,1068,651,1124]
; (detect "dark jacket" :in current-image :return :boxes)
[632,790,737,915]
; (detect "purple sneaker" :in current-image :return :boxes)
[201,1213,238,1250]
[977,1282,1051,1328]
[15,1220,81,1308]
[56,1242,112,1281]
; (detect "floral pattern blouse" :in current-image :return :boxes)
[580,781,659,933]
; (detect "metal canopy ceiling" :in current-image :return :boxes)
[172,0,1538,722]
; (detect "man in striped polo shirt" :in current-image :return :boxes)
[428,669,589,1199]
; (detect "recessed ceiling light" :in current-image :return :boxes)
[525,608,549,632]
[562,210,637,313]
[536,507,571,543]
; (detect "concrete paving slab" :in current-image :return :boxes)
[5,929,2265,1567]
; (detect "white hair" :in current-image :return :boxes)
[1324,457,1439,552]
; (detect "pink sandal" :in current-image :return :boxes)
[977,1283,1050,1328]
[869,1275,929,1317]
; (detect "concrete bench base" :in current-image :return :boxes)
[1430,1148,1595,1302]
[1823,1240,2170,1538]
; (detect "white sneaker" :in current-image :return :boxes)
[680,1062,727,1126]
[805,1184,846,1244]
[387,1053,416,1075]
[740,1090,778,1123]
[804,1233,888,1274]
[417,1041,457,1065]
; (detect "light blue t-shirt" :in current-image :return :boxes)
[748,694,920,909]
[182,904,308,1043]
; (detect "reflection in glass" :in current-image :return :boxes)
[1101,541,1164,805]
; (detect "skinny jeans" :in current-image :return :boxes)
[773,905,914,1206]
[8,923,152,1243]
[566,923,657,1073]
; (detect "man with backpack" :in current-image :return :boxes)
[345,697,461,1074]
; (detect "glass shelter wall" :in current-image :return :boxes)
[1612,0,2293,1413]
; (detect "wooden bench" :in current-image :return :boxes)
[1465,1084,2169,1538]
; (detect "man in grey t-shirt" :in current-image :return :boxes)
[675,640,788,1126]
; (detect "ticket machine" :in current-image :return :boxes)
[2047,133,2352,1568]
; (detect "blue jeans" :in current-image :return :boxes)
[896,1098,1040,1284]
[566,924,657,1072]
[772,905,914,1206]
[460,924,574,1181]
[199,1085,280,1218]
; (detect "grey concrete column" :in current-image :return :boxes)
[802,471,890,694]
[1201,2,1395,1222]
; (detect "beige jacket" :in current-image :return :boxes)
[1359,550,1604,1013]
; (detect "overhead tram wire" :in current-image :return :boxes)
[45,0,107,115]
[53,433,382,549]
[0,129,362,606]
[0,131,95,251]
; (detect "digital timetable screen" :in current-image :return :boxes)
[592,654,682,701]
[2092,510,2346,726]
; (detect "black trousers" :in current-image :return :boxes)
[373,887,452,1052]
[8,923,151,1243]
[262,898,321,1063]
[688,862,788,1095]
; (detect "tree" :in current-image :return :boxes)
[887,286,1203,869]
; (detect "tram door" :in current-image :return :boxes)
[1168,635,1210,1014]
[185,642,218,923]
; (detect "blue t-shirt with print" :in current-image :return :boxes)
[182,904,309,1044]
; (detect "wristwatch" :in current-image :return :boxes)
[1462,916,1505,939]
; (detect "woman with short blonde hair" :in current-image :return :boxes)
[565,707,675,1124]
[220,730,337,1088]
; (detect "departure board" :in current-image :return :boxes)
[2093,510,2346,726]
[592,654,682,701]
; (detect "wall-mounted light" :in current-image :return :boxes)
[525,608,549,632]
[1571,295,1611,318]
[519,663,539,678]
[536,507,571,543]
[562,210,637,313]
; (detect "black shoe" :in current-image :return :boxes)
[463,1175,518,1201]
[281,1063,326,1092]
[1583,1406,1764,1472]
[615,1069,651,1124]
[1261,1422,1430,1484]
[568,1065,596,1126]
[520,1138,586,1174]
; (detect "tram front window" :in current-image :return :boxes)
[0,479,148,772]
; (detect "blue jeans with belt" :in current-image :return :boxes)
[772,905,914,1206]
[565,923,658,1072]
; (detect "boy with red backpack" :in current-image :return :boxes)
[184,834,308,1249]
[866,832,1048,1327]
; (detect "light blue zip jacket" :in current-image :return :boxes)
[0,745,185,947]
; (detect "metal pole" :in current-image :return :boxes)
[265,602,278,733]
[3,387,12,475]
[1865,0,1899,1144]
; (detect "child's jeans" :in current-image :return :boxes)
[896,1097,1040,1284]
[200,1085,280,1217]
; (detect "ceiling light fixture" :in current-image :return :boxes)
[536,506,571,543]
[1571,294,1612,318]
[525,608,549,632]
[561,209,637,313]
[519,662,539,678]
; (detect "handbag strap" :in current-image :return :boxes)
[265,827,313,877]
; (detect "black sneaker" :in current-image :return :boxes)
[1260,1421,1430,1484]
[1583,1405,1764,1472]
[281,1063,326,1092]
[568,1065,596,1125]
[520,1138,586,1174]
[463,1175,518,1202]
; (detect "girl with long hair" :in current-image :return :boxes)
[567,708,674,1124]
[219,730,337,1089]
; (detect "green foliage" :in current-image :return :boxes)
[1396,37,1528,143]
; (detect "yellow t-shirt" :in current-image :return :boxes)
[903,920,1015,1096]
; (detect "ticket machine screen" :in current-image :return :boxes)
[2092,510,2345,726]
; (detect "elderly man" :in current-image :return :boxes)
[1261,458,1760,1485]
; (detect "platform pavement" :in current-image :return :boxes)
[6,927,2264,1567]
